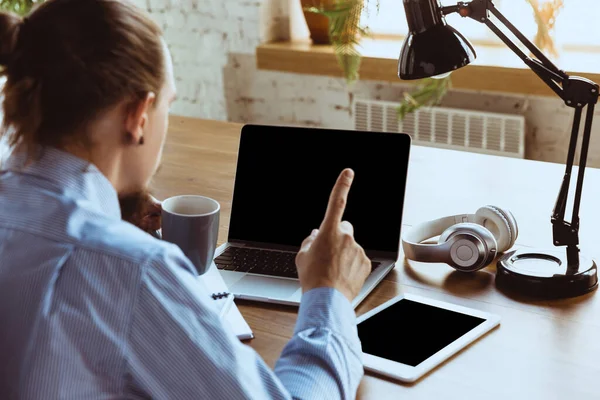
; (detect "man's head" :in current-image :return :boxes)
[0,0,176,195]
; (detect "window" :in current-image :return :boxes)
[363,0,600,51]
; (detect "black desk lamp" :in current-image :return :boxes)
[398,0,599,298]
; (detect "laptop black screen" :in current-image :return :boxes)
[228,125,411,255]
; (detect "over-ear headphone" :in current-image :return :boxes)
[402,206,518,272]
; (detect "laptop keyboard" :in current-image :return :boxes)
[215,246,381,279]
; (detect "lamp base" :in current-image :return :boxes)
[496,248,598,299]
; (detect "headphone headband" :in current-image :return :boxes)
[403,214,479,244]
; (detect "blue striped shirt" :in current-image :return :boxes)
[0,147,364,399]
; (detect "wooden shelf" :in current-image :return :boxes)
[256,40,600,97]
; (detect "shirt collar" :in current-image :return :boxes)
[2,146,121,219]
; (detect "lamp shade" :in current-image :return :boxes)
[398,0,476,80]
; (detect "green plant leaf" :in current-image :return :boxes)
[0,0,40,16]
[397,76,452,120]
[334,40,362,85]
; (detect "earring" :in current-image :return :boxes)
[139,136,145,146]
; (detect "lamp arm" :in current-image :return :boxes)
[445,0,600,266]
[483,20,565,99]
[445,0,568,91]
[485,2,565,78]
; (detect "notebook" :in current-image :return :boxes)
[200,262,254,341]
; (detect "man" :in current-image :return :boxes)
[0,0,371,398]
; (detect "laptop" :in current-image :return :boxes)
[214,124,411,308]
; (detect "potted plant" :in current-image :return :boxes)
[303,0,379,85]
[301,0,336,45]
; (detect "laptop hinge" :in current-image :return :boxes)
[228,240,300,253]
[229,240,397,261]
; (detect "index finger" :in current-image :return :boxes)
[321,169,354,231]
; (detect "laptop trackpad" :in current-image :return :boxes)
[231,275,300,299]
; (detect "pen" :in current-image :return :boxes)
[219,295,235,319]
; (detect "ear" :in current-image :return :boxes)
[125,92,156,144]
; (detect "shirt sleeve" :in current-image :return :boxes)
[274,287,365,399]
[124,244,364,400]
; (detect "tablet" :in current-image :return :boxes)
[356,293,500,383]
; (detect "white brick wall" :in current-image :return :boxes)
[135,0,600,167]
[135,0,278,120]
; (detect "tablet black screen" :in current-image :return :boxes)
[357,299,486,367]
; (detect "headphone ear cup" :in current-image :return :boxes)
[475,205,516,252]
[439,223,498,272]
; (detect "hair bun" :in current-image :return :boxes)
[0,12,23,66]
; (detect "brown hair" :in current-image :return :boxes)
[0,0,164,155]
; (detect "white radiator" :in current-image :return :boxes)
[353,98,526,159]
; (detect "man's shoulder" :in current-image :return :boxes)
[73,216,190,270]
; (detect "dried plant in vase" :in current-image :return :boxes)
[397,0,564,120]
[526,0,564,59]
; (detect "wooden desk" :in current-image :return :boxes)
[153,116,600,400]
